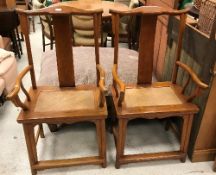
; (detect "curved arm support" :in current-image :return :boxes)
[96,64,108,107]
[6,66,32,110]
[176,61,208,101]
[176,61,208,89]
[112,64,126,107]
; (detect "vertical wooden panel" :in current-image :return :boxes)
[138,15,157,84]
[53,15,75,87]
[194,64,216,148]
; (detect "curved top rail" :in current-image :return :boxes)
[16,5,103,16]
[109,6,189,16]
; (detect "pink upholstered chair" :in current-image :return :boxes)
[0,36,17,100]
[0,78,5,97]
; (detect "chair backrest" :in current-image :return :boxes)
[17,5,103,88]
[71,15,103,46]
[0,9,20,32]
[39,15,54,38]
[110,6,188,85]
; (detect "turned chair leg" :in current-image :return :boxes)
[115,118,128,169]
[96,120,107,168]
[23,124,38,175]
[180,114,193,162]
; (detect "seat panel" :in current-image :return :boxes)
[34,90,95,112]
[125,86,183,108]
[17,86,107,123]
[112,82,199,117]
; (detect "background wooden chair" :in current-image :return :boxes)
[72,15,107,46]
[39,15,55,51]
[111,0,139,48]
[16,0,36,32]
[0,9,22,58]
[110,6,208,168]
[7,6,107,175]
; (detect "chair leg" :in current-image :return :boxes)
[32,16,36,33]
[180,115,194,162]
[128,33,131,49]
[42,33,45,52]
[111,35,114,47]
[15,27,23,55]
[39,124,45,138]
[21,33,24,41]
[50,38,53,50]
[23,124,38,175]
[115,118,128,169]
[11,30,21,58]
[96,120,107,168]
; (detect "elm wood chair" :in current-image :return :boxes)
[110,6,208,168]
[39,15,55,51]
[7,6,107,175]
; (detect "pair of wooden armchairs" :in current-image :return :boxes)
[8,5,208,174]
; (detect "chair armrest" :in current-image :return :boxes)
[96,64,107,107]
[176,61,208,102]
[6,66,32,110]
[112,64,126,107]
[176,61,208,89]
[96,64,107,94]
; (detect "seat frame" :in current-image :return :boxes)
[7,6,107,175]
[110,6,208,168]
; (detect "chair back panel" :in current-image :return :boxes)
[52,15,75,87]
[17,6,103,88]
[138,15,157,84]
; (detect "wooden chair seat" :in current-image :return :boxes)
[112,82,198,117]
[17,86,107,124]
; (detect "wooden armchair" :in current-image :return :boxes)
[7,6,107,175]
[110,6,208,168]
[39,15,55,51]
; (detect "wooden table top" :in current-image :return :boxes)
[53,0,129,18]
